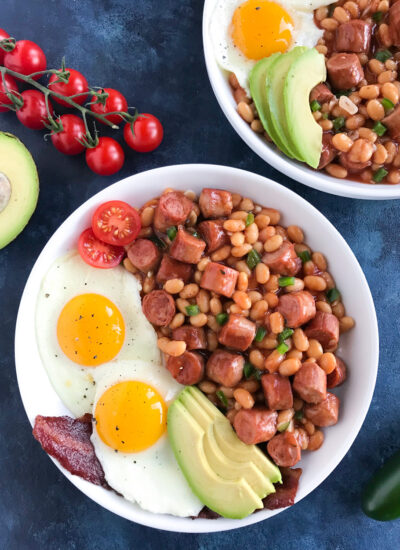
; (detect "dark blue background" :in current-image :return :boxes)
[1,1,399,548]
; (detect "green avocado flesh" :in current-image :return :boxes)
[167,386,281,519]
[0,132,39,249]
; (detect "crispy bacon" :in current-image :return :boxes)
[263,468,302,510]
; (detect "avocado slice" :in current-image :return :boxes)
[0,132,39,249]
[267,47,308,161]
[284,48,327,168]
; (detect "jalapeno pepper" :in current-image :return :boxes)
[362,449,400,521]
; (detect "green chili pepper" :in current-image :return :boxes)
[362,449,400,521]
[246,249,261,270]
[166,226,177,240]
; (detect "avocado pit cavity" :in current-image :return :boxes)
[0,172,11,214]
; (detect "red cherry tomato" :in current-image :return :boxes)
[123,113,163,153]
[92,200,141,246]
[0,29,10,65]
[0,73,18,113]
[78,228,124,268]
[4,40,46,80]
[90,88,128,125]
[85,137,125,176]
[16,90,54,130]
[51,114,86,155]
[48,68,89,107]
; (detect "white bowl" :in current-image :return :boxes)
[202,0,400,200]
[15,164,378,532]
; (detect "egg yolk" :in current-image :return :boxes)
[230,0,293,59]
[95,381,167,452]
[57,293,125,367]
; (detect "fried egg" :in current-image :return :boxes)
[35,251,160,417]
[210,0,332,94]
[90,360,203,517]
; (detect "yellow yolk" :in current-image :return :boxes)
[94,381,167,452]
[57,293,125,367]
[230,0,293,59]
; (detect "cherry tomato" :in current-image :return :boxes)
[92,200,141,246]
[78,228,124,268]
[0,29,10,65]
[51,114,86,155]
[0,73,19,113]
[86,137,124,176]
[48,68,89,107]
[90,88,128,125]
[4,40,46,80]
[123,113,163,153]
[16,90,54,130]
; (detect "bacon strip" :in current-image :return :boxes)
[263,468,302,510]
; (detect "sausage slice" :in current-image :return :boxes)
[326,53,364,90]
[335,20,372,53]
[277,291,316,329]
[267,431,301,468]
[200,261,239,298]
[262,241,301,276]
[310,83,333,104]
[166,351,205,385]
[198,220,229,253]
[153,191,193,231]
[389,0,400,47]
[318,133,338,170]
[169,227,206,264]
[127,238,161,273]
[304,393,340,427]
[293,362,327,404]
[339,151,371,174]
[199,188,233,218]
[382,104,400,142]
[206,350,244,387]
[156,255,193,284]
[233,408,277,445]
[305,311,339,350]
[172,326,207,350]
[327,357,347,389]
[218,314,256,352]
[261,373,293,410]
[142,290,176,327]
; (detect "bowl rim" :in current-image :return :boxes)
[14,163,379,533]
[202,0,400,200]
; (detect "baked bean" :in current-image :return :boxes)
[157,337,186,357]
[176,298,190,314]
[261,208,280,225]
[316,301,332,313]
[237,272,249,292]
[238,101,254,123]
[257,334,278,350]
[264,349,285,373]
[304,275,327,292]
[321,271,335,290]
[123,257,137,274]
[331,301,345,319]
[255,262,270,284]
[285,278,305,292]
[307,339,324,360]
[196,289,210,313]
[180,283,199,299]
[230,231,245,247]
[230,193,241,208]
[349,138,375,163]
[197,257,210,271]
[293,328,309,352]
[303,419,315,436]
[394,153,400,168]
[378,70,397,84]
[287,349,303,361]
[254,214,270,229]
[231,243,252,257]
[287,225,304,243]
[277,409,295,431]
[209,296,222,316]
[207,330,218,351]
[318,352,337,374]
[315,6,328,20]
[229,304,249,316]
[311,252,327,272]
[333,6,350,23]
[369,58,385,75]
[359,84,379,100]
[138,226,153,238]
[198,380,217,394]
[381,82,399,106]
[207,314,220,332]
[140,206,155,227]
[385,142,398,164]
[339,316,355,332]
[270,312,284,334]
[233,290,251,310]
[224,219,245,232]
[169,313,185,330]
[295,428,310,451]
[358,127,377,143]
[164,278,185,294]
[249,349,265,369]
[219,386,234,399]
[319,119,333,131]
[307,430,324,451]
[264,234,283,252]
[240,197,254,211]
[190,313,208,328]
[233,388,254,409]
[245,223,259,244]
[264,274,279,292]
[230,210,248,221]
[345,114,365,130]
[211,245,231,262]
[250,299,268,321]
[388,169,400,184]
[325,164,348,179]
[239,379,260,393]
[143,275,155,294]
[279,358,301,377]
[320,17,338,30]
[303,260,316,276]
[251,119,264,133]
[265,292,279,308]
[379,22,392,47]
[343,1,359,17]
[194,270,202,284]
[229,72,239,89]
[332,133,353,153]
[235,260,251,276]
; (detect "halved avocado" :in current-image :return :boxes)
[0,132,39,249]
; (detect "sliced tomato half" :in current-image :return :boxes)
[91,200,141,246]
[78,228,124,268]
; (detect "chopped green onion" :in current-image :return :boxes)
[185,304,200,316]
[294,410,304,420]
[276,342,289,355]
[253,369,262,381]
[310,99,321,112]
[216,390,228,408]
[279,276,295,287]
[166,226,177,241]
[246,249,261,270]
[333,116,345,131]
[278,328,294,343]
[372,11,383,23]
[148,234,167,249]
[322,112,329,120]
[297,249,311,263]
[244,362,255,379]
[216,312,229,326]
[381,97,395,111]
[245,212,254,227]
[254,326,267,342]
[327,287,341,303]
[373,121,387,137]
[375,49,392,63]
[277,421,290,433]
[373,167,388,183]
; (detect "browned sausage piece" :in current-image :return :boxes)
[199,188,233,219]
[233,408,278,445]
[127,238,161,273]
[382,105,400,142]
[153,191,193,231]
[142,290,176,327]
[339,152,371,173]
[166,351,205,385]
[293,362,327,404]
[305,311,339,351]
[263,468,302,510]
[277,291,316,329]
[198,220,229,253]
[267,431,301,468]
[326,53,364,91]
[200,261,239,298]
[389,1,400,47]
[327,357,347,389]
[169,227,206,264]
[262,241,302,277]
[310,83,334,104]
[206,350,244,387]
[318,133,338,170]
[156,255,193,284]
[304,392,340,427]
[261,373,293,410]
[218,314,256,352]
[172,326,207,350]
[335,20,372,53]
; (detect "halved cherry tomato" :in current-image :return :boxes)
[48,68,89,107]
[123,113,163,153]
[0,73,18,113]
[16,90,54,130]
[4,40,46,80]
[92,200,141,246]
[78,227,124,268]
[0,29,10,65]
[90,88,128,125]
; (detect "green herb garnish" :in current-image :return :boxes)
[373,167,388,183]
[277,421,290,433]
[148,234,167,249]
[375,49,392,63]
[373,121,387,137]
[294,410,304,420]
[216,390,228,408]
[327,287,340,303]
[216,312,229,325]
[278,328,294,343]
[297,249,311,263]
[381,97,395,111]
[166,226,177,241]
[185,304,200,316]
[246,249,261,270]
[254,326,267,342]
[245,212,254,227]
[333,116,345,131]
[276,342,289,355]
[279,276,295,287]
[244,362,255,379]
[310,99,321,112]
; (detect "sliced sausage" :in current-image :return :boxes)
[262,241,302,277]
[382,104,400,142]
[318,132,338,170]
[305,311,339,350]
[335,20,372,53]
[327,357,347,389]
[199,188,233,219]
[198,220,229,253]
[293,362,327,404]
[339,151,371,173]
[327,53,364,90]
[127,238,161,273]
[304,392,340,427]
[156,254,193,284]
[277,291,316,329]
[166,351,205,385]
[218,314,256,351]
[142,290,175,327]
[172,326,207,350]
[200,261,239,298]
[267,431,301,468]
[261,373,293,410]
[153,191,193,231]
[169,227,206,264]
[206,350,244,387]
[263,468,302,510]
[389,0,400,47]
[233,408,278,445]
[310,83,334,104]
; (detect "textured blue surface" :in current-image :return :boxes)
[1,0,400,548]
